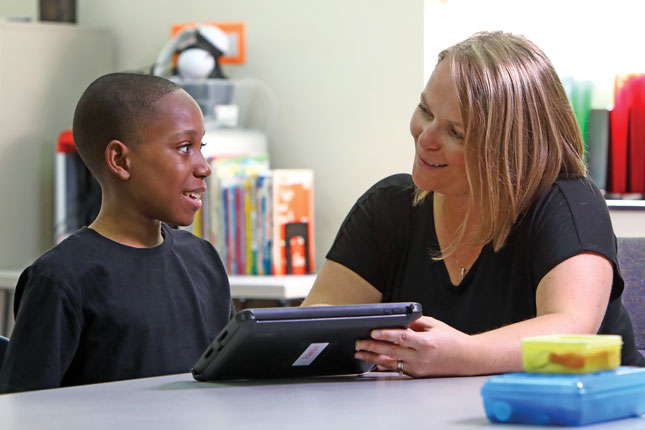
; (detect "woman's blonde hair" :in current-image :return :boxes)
[420,31,586,252]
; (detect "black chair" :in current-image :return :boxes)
[616,237,645,359]
[0,335,8,367]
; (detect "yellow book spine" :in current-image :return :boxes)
[193,207,202,238]
[244,179,253,274]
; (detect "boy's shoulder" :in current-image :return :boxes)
[14,228,108,307]
[27,228,103,282]
[24,225,217,289]
[162,224,217,256]
[165,224,207,245]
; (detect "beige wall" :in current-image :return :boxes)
[76,0,423,269]
[0,1,37,20]
[0,22,115,270]
[0,1,423,271]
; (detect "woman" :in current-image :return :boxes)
[302,31,645,376]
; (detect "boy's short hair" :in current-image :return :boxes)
[72,72,183,176]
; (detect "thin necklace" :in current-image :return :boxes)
[455,255,466,281]
[440,199,468,281]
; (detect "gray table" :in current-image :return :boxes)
[1,372,644,429]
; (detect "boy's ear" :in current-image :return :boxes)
[104,140,131,180]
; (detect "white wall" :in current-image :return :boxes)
[424,0,645,238]
[0,0,423,271]
[76,0,423,270]
[424,0,645,109]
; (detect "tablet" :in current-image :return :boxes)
[191,302,422,381]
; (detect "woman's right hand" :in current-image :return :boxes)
[355,316,479,377]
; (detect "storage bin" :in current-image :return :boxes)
[481,367,645,426]
[172,78,270,130]
[521,334,621,373]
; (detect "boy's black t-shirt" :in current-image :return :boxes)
[327,174,645,366]
[0,224,234,393]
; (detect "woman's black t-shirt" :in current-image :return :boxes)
[327,173,644,366]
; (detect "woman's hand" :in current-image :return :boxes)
[354,316,477,377]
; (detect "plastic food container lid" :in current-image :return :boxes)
[521,334,622,349]
[521,334,623,373]
[481,367,645,426]
[484,367,645,394]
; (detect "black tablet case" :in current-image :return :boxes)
[191,302,422,381]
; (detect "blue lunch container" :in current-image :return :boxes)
[481,366,645,426]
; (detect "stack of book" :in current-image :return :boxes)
[564,74,645,197]
[190,154,314,276]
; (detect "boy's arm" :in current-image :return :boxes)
[0,273,81,393]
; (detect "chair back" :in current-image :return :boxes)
[0,335,8,367]
[617,237,645,359]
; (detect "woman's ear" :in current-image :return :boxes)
[105,140,130,180]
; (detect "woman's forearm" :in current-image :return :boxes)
[467,312,595,375]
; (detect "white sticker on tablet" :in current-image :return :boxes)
[292,343,329,366]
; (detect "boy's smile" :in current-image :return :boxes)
[183,190,205,208]
[126,89,210,228]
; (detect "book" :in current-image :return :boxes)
[562,76,593,149]
[257,172,273,275]
[629,105,645,194]
[610,74,643,194]
[206,154,270,273]
[193,158,314,276]
[271,169,315,275]
[586,109,610,190]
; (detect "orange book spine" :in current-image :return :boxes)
[271,170,315,275]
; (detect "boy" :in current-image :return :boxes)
[0,73,234,393]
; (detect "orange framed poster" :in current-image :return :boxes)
[171,22,246,64]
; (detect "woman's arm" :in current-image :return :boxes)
[302,259,383,306]
[354,252,613,376]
